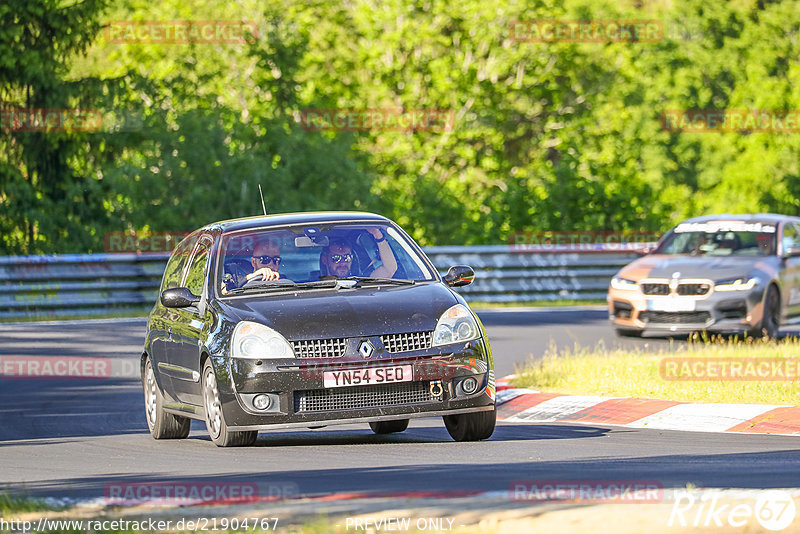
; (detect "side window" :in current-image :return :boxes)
[184,238,212,296]
[783,224,800,252]
[161,233,199,291]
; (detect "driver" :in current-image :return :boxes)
[321,229,397,279]
[246,238,282,283]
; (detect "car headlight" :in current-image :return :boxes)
[231,321,295,359]
[714,276,761,291]
[432,304,480,347]
[610,277,638,291]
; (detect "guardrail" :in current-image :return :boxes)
[0,246,645,319]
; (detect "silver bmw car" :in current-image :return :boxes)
[608,213,800,338]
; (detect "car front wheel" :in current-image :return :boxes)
[143,357,190,439]
[443,408,496,441]
[369,419,409,434]
[202,361,257,447]
[614,328,642,338]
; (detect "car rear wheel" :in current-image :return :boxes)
[143,357,190,439]
[369,419,409,434]
[443,408,496,442]
[754,285,781,339]
[202,361,257,447]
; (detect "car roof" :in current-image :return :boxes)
[199,211,392,234]
[677,213,800,226]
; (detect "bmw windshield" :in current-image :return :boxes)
[655,221,777,257]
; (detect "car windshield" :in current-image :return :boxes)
[217,222,437,296]
[655,221,777,257]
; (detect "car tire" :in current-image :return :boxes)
[202,361,257,447]
[443,408,496,442]
[143,357,190,440]
[754,285,781,339]
[369,419,409,434]
[614,328,642,338]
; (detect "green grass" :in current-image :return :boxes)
[512,335,800,405]
[0,310,149,323]
[468,299,606,308]
[0,493,54,513]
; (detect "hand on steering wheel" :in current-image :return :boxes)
[246,267,279,283]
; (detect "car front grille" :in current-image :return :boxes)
[291,338,347,359]
[677,283,711,296]
[641,283,670,295]
[639,311,712,324]
[381,331,433,353]
[294,381,436,412]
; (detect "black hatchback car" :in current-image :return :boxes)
[142,212,496,446]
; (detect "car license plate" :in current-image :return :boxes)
[649,298,696,312]
[323,365,413,388]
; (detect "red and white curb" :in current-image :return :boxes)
[495,375,800,436]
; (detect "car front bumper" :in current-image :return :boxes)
[608,285,767,334]
[213,338,496,430]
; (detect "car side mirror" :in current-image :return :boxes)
[444,265,474,287]
[160,287,200,308]
[784,246,800,258]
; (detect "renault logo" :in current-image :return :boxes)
[358,340,374,358]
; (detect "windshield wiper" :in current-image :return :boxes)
[222,277,414,296]
[340,276,416,286]
[223,279,338,296]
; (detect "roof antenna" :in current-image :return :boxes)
[258,184,267,215]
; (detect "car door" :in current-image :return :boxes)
[166,234,214,406]
[780,222,800,318]
[150,232,199,403]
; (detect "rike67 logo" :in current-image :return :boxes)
[668,489,796,531]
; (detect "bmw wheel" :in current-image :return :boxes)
[143,357,190,439]
[614,328,642,338]
[443,408,496,441]
[369,419,409,434]
[754,285,781,339]
[202,361,257,447]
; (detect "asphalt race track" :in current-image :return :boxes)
[1,309,799,504]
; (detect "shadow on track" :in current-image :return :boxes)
[0,378,147,442]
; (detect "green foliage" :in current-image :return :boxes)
[1,0,800,253]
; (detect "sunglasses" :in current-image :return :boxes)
[328,253,353,264]
[255,255,281,266]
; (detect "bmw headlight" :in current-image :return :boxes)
[714,276,761,292]
[231,321,295,359]
[610,277,638,291]
[432,304,480,347]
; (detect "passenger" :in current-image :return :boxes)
[321,229,397,279]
